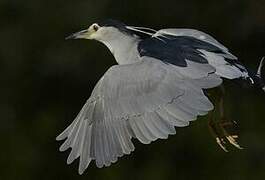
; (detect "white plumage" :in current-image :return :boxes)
[57,20,263,174]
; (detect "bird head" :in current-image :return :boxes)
[65,20,136,42]
[65,23,101,40]
[65,19,156,61]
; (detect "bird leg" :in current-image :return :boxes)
[208,86,243,152]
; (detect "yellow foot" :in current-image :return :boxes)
[219,120,244,150]
[209,120,244,152]
[216,137,228,152]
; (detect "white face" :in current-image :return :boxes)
[70,23,123,43]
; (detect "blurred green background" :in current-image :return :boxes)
[1,0,265,179]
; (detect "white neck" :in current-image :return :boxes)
[100,34,141,65]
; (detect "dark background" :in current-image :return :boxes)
[1,0,265,179]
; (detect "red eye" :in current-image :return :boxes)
[93,25,99,31]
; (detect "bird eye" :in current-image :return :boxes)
[93,24,99,31]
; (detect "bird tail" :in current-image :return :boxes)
[248,57,265,92]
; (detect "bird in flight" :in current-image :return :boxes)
[57,19,264,174]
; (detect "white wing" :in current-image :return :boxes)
[56,58,222,174]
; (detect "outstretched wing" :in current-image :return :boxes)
[138,28,249,80]
[56,58,222,174]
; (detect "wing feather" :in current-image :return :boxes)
[138,28,249,80]
[154,28,229,52]
[57,58,222,173]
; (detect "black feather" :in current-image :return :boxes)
[98,19,134,36]
[98,19,152,39]
[138,35,225,67]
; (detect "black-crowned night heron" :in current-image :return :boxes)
[57,19,264,174]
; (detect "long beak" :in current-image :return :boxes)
[65,29,91,40]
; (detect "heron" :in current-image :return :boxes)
[56,19,264,174]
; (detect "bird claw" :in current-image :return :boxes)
[209,119,244,152]
[216,137,228,152]
[226,135,243,149]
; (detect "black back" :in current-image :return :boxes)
[138,35,225,67]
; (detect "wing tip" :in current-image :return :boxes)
[56,134,65,141]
